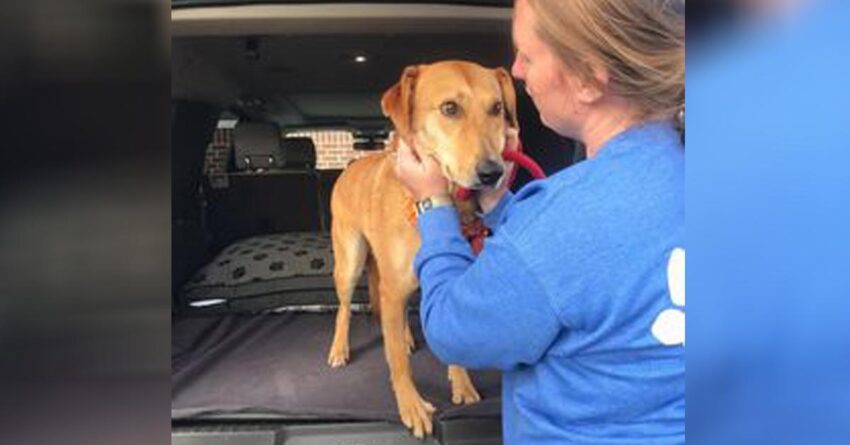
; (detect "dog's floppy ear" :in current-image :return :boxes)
[494,67,519,130]
[381,65,421,137]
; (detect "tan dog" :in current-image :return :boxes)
[327,60,518,438]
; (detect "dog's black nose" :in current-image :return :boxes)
[476,160,504,187]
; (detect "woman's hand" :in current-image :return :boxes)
[478,128,519,213]
[394,139,450,201]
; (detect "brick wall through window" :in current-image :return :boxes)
[286,130,374,170]
[204,127,233,175]
[203,126,382,174]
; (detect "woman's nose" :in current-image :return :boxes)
[511,57,524,80]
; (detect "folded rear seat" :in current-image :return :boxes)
[206,122,323,246]
[184,122,367,313]
[281,136,327,231]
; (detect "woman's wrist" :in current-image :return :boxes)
[414,191,451,202]
[415,194,454,215]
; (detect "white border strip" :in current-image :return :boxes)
[173,3,511,36]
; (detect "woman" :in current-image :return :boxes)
[395,0,684,444]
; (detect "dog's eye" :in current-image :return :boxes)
[440,101,460,118]
[490,102,503,116]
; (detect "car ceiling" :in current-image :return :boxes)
[172,3,514,129]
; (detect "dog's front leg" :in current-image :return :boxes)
[404,310,416,355]
[448,365,481,405]
[381,295,435,438]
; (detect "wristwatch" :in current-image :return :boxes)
[415,195,454,216]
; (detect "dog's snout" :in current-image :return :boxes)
[476,160,504,187]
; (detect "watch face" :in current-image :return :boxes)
[416,197,451,215]
[417,199,432,214]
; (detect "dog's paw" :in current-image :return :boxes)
[327,344,349,368]
[450,372,481,405]
[396,390,436,439]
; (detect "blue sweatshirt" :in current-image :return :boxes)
[414,120,685,445]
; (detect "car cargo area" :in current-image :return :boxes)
[172,311,502,422]
[171,2,577,443]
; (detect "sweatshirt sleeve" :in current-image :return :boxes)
[481,191,514,233]
[414,205,562,371]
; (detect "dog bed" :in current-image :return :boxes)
[180,232,370,311]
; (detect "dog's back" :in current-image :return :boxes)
[330,150,414,241]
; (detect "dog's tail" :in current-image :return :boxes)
[366,254,381,321]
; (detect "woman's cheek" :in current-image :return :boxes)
[525,73,537,97]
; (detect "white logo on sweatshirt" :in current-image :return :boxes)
[651,247,685,346]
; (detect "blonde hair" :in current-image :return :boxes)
[526,0,685,121]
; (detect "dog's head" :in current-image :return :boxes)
[381,60,519,190]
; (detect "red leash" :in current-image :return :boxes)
[503,141,546,182]
[454,140,546,201]
[455,140,547,253]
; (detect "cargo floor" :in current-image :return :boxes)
[172,312,502,423]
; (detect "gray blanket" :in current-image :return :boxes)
[172,312,502,422]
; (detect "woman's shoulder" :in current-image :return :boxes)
[502,135,683,244]
[499,163,603,240]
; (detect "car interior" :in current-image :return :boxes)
[171,1,579,443]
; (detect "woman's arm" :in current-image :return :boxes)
[481,191,514,232]
[414,206,562,370]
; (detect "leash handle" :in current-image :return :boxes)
[503,140,546,180]
[454,139,547,201]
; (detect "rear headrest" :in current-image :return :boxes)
[282,137,317,170]
[233,122,285,171]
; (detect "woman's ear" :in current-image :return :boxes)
[575,62,607,105]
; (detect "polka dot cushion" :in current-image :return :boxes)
[184,232,334,289]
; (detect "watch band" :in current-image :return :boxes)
[415,195,454,215]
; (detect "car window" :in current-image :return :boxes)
[286,130,376,170]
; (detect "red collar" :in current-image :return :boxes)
[458,139,546,254]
